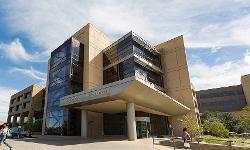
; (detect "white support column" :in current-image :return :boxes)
[127,102,137,141]
[81,110,88,138]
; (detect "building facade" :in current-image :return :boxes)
[43,37,84,135]
[7,84,45,127]
[41,23,199,140]
[196,75,250,113]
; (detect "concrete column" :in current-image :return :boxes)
[127,102,137,141]
[19,113,24,125]
[7,115,11,124]
[13,115,17,127]
[28,110,34,124]
[81,110,88,138]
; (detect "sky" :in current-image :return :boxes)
[0,0,250,121]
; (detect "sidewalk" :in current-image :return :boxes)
[0,136,188,150]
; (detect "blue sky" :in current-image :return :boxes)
[0,0,250,121]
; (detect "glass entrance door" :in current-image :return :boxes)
[136,119,151,139]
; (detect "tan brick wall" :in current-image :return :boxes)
[197,85,246,112]
[73,23,111,89]
[72,24,111,138]
[155,35,199,136]
[8,84,44,126]
[87,111,103,138]
[241,74,250,105]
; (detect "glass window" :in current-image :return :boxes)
[103,35,133,68]
[9,107,14,113]
[46,38,83,135]
[103,65,119,84]
[47,86,69,108]
[119,57,134,80]
[17,96,23,102]
[49,64,71,88]
[51,45,69,69]
[133,42,161,69]
[135,63,164,88]
[16,104,22,111]
[24,117,28,123]
[25,92,32,99]
[237,90,244,95]
[24,102,30,109]
[10,99,15,104]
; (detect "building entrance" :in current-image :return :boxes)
[136,117,150,138]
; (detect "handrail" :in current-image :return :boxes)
[153,136,184,150]
[193,137,250,150]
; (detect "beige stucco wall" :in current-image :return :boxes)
[155,35,199,136]
[72,23,111,137]
[73,23,111,89]
[87,111,104,138]
[241,74,250,105]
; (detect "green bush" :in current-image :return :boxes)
[23,120,42,132]
[203,120,229,137]
[218,113,239,132]
[201,109,250,134]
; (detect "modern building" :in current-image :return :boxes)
[7,84,45,127]
[196,75,250,113]
[41,23,199,140]
[241,74,250,105]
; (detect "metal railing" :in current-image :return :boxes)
[153,136,185,150]
[192,137,250,150]
[154,136,250,150]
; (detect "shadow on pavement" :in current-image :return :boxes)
[13,135,128,146]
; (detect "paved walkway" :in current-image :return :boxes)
[0,136,187,150]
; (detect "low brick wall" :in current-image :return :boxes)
[32,132,42,135]
[190,142,250,150]
[159,139,184,149]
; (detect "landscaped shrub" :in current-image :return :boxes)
[203,120,229,137]
[23,120,42,132]
[201,107,250,134]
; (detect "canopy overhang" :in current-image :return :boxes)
[60,77,190,116]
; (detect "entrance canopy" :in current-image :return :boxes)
[60,77,190,116]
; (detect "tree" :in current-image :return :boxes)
[200,107,250,134]
[242,105,250,112]
[203,119,229,137]
[24,120,42,132]
[218,113,239,132]
[180,113,203,139]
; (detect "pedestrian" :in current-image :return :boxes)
[168,124,174,137]
[182,127,191,149]
[0,124,4,145]
[17,125,21,138]
[1,123,12,150]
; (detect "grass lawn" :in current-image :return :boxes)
[198,135,250,147]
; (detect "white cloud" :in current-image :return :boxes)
[210,46,222,53]
[1,0,250,91]
[0,39,47,62]
[1,0,250,53]
[0,113,8,122]
[190,50,250,90]
[0,86,18,116]
[9,66,47,82]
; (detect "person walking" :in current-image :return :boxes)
[168,124,174,137]
[0,124,4,146]
[1,123,12,150]
[182,127,191,149]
